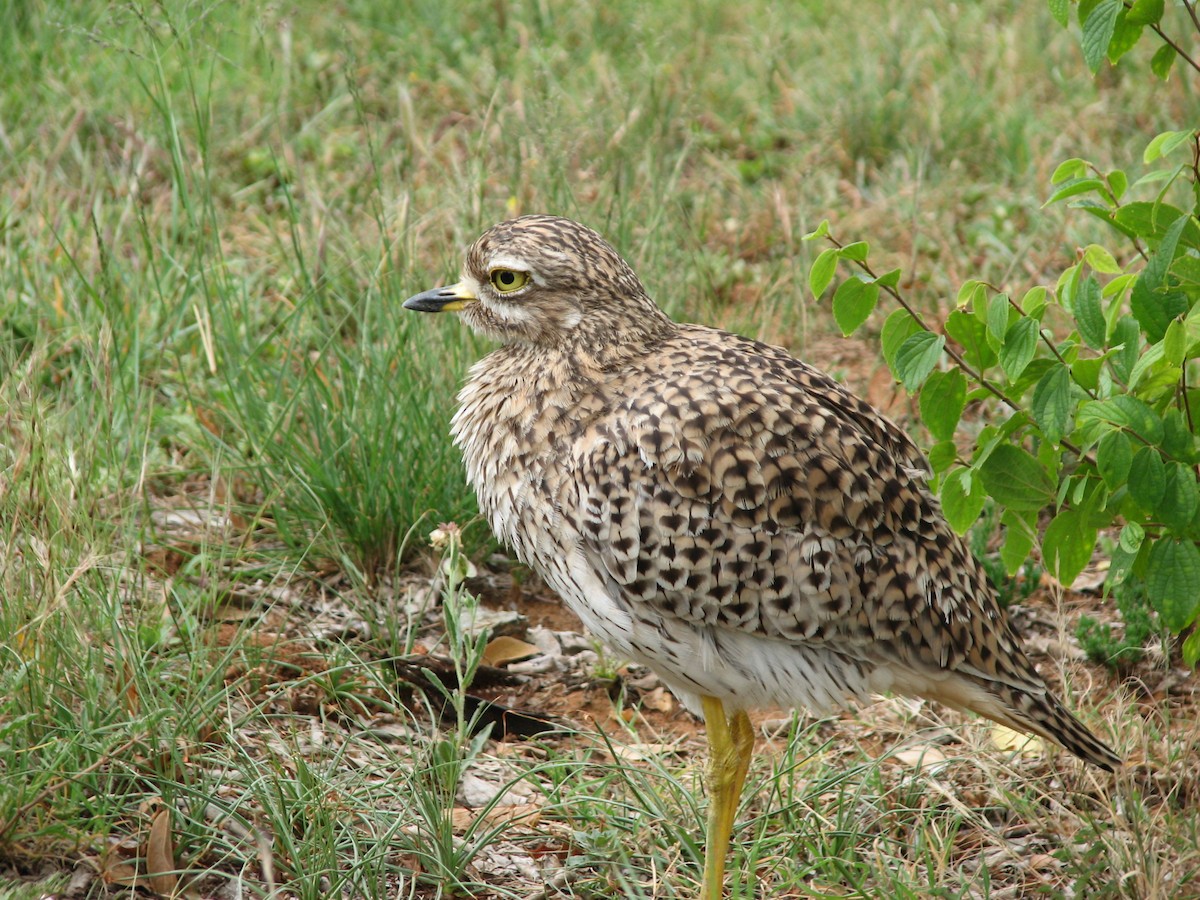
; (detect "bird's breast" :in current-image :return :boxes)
[451,353,593,571]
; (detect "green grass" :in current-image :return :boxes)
[1,0,1196,897]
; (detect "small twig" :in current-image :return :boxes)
[1185,0,1200,34]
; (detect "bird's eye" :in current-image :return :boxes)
[489,268,530,293]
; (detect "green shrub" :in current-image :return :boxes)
[808,0,1200,665]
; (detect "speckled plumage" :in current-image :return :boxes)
[406,214,1119,772]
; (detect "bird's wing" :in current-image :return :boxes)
[569,327,1034,686]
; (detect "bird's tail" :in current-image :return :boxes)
[998,686,1118,772]
[923,674,1121,770]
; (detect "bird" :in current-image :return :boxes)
[404,214,1120,899]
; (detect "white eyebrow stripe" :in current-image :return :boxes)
[488,253,534,275]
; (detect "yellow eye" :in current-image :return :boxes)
[489,268,530,293]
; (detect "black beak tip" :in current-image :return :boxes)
[403,287,457,313]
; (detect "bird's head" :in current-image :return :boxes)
[404,215,670,349]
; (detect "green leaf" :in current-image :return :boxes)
[832,277,879,336]
[1142,211,1190,292]
[1161,408,1194,461]
[957,278,985,308]
[986,293,1011,348]
[1160,462,1200,531]
[1112,201,1199,246]
[1030,365,1072,444]
[840,241,869,262]
[1146,538,1200,632]
[802,219,830,241]
[999,510,1037,575]
[1107,169,1128,202]
[1126,0,1163,25]
[1045,177,1107,206]
[1184,301,1200,355]
[1130,280,1188,344]
[1081,0,1122,72]
[1042,508,1097,587]
[1151,44,1176,80]
[1119,521,1145,554]
[998,317,1040,381]
[920,369,968,442]
[1078,394,1163,444]
[978,444,1055,512]
[1070,355,1104,392]
[1020,285,1049,318]
[1144,130,1194,164]
[1096,430,1133,489]
[1082,244,1120,275]
[940,467,986,534]
[1183,629,1200,667]
[928,440,958,474]
[945,309,997,371]
[808,248,840,298]
[1163,319,1187,365]
[1128,445,1166,512]
[894,331,945,391]
[1106,9,1143,64]
[1145,213,1191,288]
[1074,275,1106,349]
[881,309,924,370]
[1126,337,1170,392]
[875,268,902,289]
[1057,262,1083,311]
[1110,315,1141,382]
[1048,0,1069,27]
[1050,157,1087,183]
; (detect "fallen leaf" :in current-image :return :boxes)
[451,807,475,832]
[147,806,178,897]
[991,724,1045,758]
[640,687,675,713]
[482,803,543,829]
[611,742,682,762]
[449,803,544,833]
[102,861,141,887]
[482,635,540,667]
[888,745,949,770]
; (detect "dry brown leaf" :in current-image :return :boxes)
[102,861,140,887]
[449,803,544,833]
[482,635,540,667]
[888,745,949,771]
[640,686,675,713]
[147,806,178,897]
[482,803,543,829]
[1071,559,1109,593]
[611,742,681,762]
[991,724,1045,758]
[451,807,475,832]
[120,660,140,716]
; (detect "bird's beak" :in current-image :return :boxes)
[403,281,477,313]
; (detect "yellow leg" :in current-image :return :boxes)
[700,696,754,900]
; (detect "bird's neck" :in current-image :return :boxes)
[564,297,677,372]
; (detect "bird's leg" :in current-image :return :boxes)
[700,695,754,900]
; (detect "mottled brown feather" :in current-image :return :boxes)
[412,214,1119,771]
